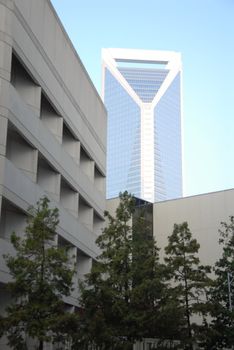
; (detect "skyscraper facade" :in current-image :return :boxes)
[102,49,183,202]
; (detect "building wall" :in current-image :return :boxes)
[153,188,234,266]
[0,1,106,346]
[106,188,234,267]
[107,191,234,350]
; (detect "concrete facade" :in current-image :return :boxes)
[0,0,106,347]
[153,188,234,266]
[107,188,234,267]
[107,189,234,349]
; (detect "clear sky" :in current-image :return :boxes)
[51,0,234,197]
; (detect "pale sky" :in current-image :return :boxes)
[51,0,234,197]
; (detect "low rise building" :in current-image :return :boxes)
[107,188,234,266]
[153,188,234,266]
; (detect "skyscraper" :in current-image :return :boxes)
[102,48,183,202]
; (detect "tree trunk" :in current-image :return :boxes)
[184,276,193,350]
[39,340,43,350]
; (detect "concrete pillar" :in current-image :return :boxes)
[0,29,10,146]
[6,129,38,182]
[63,124,80,164]
[40,94,63,143]
[0,201,26,241]
[60,180,79,218]
[77,253,92,281]
[0,41,12,82]
[80,148,94,183]
[11,54,42,118]
[0,155,5,189]
[0,1,13,82]
[37,158,61,203]
[0,8,11,117]
[94,166,105,194]
[78,197,93,231]
[93,212,104,236]
[0,116,8,157]
[0,195,2,218]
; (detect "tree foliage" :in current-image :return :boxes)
[207,216,234,349]
[3,194,234,349]
[78,192,176,349]
[165,222,211,349]
[1,197,75,350]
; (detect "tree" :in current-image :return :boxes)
[78,192,173,349]
[78,192,135,350]
[164,222,211,349]
[208,216,234,349]
[130,202,181,346]
[1,197,75,350]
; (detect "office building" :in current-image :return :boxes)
[102,48,183,202]
[0,0,106,347]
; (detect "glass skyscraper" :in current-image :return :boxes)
[102,49,183,202]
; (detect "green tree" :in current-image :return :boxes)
[1,197,75,350]
[131,203,181,346]
[78,192,135,350]
[208,216,234,349]
[164,222,211,349]
[78,192,173,349]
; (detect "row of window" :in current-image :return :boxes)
[6,122,104,230]
[10,52,105,192]
[7,52,105,232]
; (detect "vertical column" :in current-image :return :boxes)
[80,147,95,183]
[0,119,7,215]
[37,157,61,203]
[0,155,5,209]
[93,212,104,236]
[77,252,92,282]
[94,166,105,194]
[60,179,79,218]
[0,1,12,82]
[78,196,93,231]
[0,200,26,241]
[6,129,38,183]
[0,0,12,201]
[62,123,80,164]
[0,195,2,220]
[11,54,42,118]
[141,103,154,202]
[40,94,63,143]
[0,117,8,156]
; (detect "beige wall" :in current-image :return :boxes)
[154,188,234,266]
[106,196,120,217]
[107,189,234,267]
